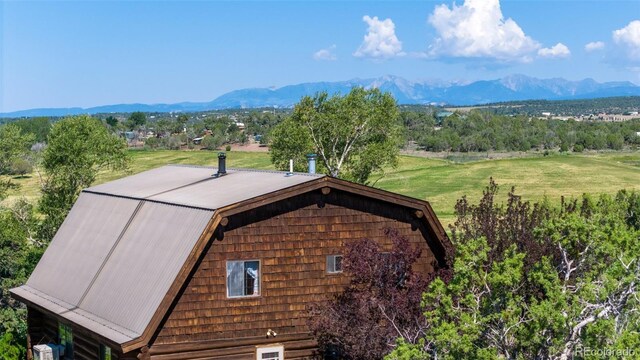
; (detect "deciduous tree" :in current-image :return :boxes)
[0,125,35,175]
[270,88,402,183]
[126,111,147,130]
[309,229,447,360]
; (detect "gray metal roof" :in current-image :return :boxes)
[12,165,323,345]
[86,165,322,209]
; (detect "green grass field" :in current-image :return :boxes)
[3,150,639,225]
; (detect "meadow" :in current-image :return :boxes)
[3,150,639,225]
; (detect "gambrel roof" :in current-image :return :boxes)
[11,165,451,353]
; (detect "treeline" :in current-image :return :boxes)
[408,111,640,152]
[459,96,640,117]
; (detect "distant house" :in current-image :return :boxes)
[11,155,452,360]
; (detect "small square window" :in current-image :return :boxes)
[327,255,343,273]
[227,260,260,297]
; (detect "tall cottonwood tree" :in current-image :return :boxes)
[270,87,402,183]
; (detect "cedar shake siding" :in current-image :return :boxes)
[151,190,438,359]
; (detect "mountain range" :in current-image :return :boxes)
[3,75,640,117]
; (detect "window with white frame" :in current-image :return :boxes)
[326,255,343,273]
[227,260,260,297]
[256,345,284,360]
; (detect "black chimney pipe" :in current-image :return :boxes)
[217,152,227,176]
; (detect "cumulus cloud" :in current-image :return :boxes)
[584,41,605,52]
[353,15,405,59]
[538,43,571,58]
[613,20,640,61]
[427,0,540,62]
[313,45,337,61]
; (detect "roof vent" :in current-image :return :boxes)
[307,153,317,174]
[216,152,227,177]
[285,159,294,177]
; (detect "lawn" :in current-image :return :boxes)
[3,150,639,226]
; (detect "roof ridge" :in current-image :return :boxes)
[166,164,324,177]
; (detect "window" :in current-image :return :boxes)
[58,322,73,359]
[326,255,343,273]
[100,345,112,360]
[256,345,284,360]
[227,260,260,297]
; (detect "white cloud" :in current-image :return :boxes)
[613,20,640,61]
[538,43,571,58]
[353,15,405,59]
[584,41,605,52]
[313,45,337,61]
[427,0,540,62]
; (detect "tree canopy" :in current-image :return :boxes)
[126,111,147,130]
[270,87,402,183]
[0,125,35,175]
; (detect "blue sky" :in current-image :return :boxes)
[1,0,639,112]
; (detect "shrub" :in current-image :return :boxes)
[9,159,32,177]
[201,134,223,150]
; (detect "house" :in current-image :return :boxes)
[11,154,453,360]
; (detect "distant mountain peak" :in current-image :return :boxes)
[2,75,639,117]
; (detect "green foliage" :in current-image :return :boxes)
[201,134,224,150]
[9,159,32,177]
[11,117,51,144]
[414,112,640,153]
[0,125,35,175]
[269,117,315,172]
[39,115,129,240]
[176,114,189,126]
[105,115,119,128]
[0,200,41,360]
[270,87,402,183]
[0,332,23,360]
[126,111,147,130]
[388,184,640,360]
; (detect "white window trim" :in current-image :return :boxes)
[256,344,284,360]
[326,254,343,274]
[226,259,261,298]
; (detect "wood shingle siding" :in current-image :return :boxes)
[151,190,437,358]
